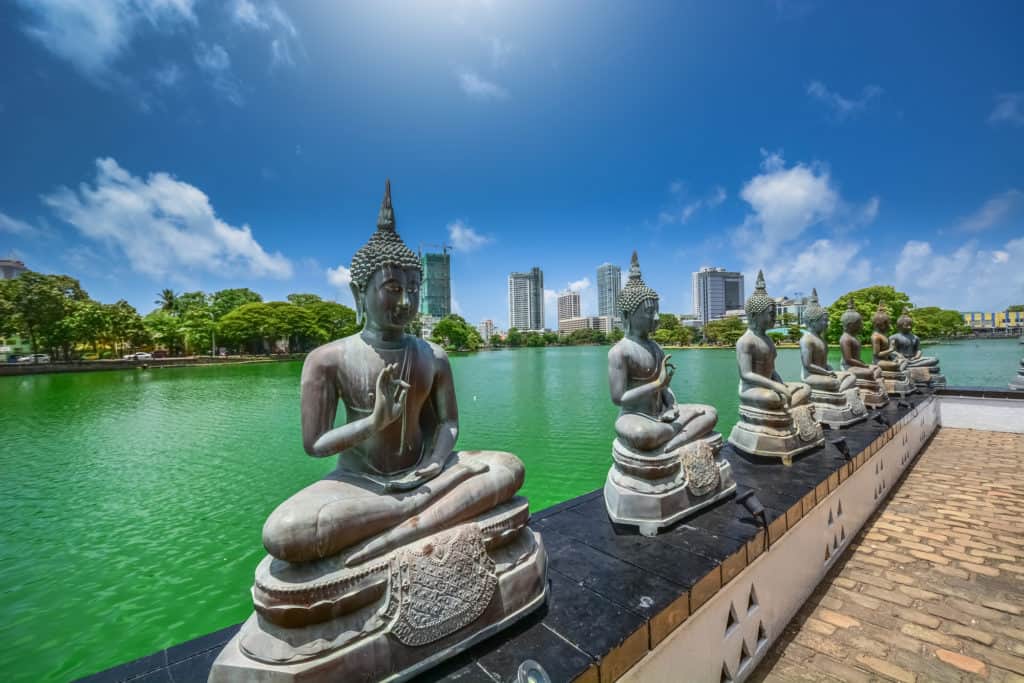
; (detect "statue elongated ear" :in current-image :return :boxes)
[351,282,364,325]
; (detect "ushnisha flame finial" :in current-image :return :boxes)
[350,179,421,289]
[619,250,659,315]
[745,269,773,315]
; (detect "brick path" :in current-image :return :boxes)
[751,428,1024,683]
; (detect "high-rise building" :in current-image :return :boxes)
[597,263,621,321]
[557,290,581,322]
[692,267,745,324]
[0,258,27,280]
[419,249,451,318]
[558,315,615,335]
[478,319,494,343]
[508,267,544,331]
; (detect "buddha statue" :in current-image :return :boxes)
[1011,335,1024,391]
[728,271,824,464]
[870,303,915,396]
[799,289,867,428]
[604,251,735,536]
[210,182,548,683]
[890,308,946,389]
[838,300,889,409]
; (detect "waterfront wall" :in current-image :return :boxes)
[0,354,306,377]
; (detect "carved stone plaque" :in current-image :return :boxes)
[845,388,866,416]
[682,440,720,497]
[387,525,497,647]
[793,405,819,442]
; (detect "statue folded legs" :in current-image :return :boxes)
[798,289,867,429]
[871,304,915,397]
[728,271,824,465]
[604,252,735,536]
[839,300,889,409]
[890,309,946,389]
[210,182,547,683]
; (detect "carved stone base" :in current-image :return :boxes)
[604,434,736,537]
[881,370,915,397]
[809,387,868,429]
[728,403,825,465]
[853,378,889,409]
[209,502,547,683]
[908,366,946,389]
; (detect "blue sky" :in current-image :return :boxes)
[1,1,1022,329]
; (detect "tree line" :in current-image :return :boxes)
[0,271,358,359]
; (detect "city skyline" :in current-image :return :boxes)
[0,3,1021,328]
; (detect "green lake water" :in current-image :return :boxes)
[0,338,1020,681]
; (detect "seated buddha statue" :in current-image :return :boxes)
[838,300,889,408]
[728,271,824,464]
[210,181,547,683]
[890,308,946,388]
[871,303,914,396]
[799,289,867,428]
[604,251,735,535]
[1011,349,1024,391]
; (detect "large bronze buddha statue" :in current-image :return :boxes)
[604,251,735,535]
[210,182,547,683]
[890,308,946,389]
[838,300,888,409]
[870,303,914,397]
[799,289,867,428]
[728,271,824,464]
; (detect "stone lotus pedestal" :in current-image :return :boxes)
[209,498,547,683]
[908,366,946,390]
[880,368,915,397]
[604,433,736,537]
[728,403,825,465]
[808,386,868,430]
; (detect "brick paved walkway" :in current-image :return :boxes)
[751,428,1024,683]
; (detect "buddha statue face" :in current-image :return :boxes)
[354,265,421,333]
[749,303,776,333]
[843,316,862,336]
[625,298,658,338]
[808,314,828,336]
[897,315,913,334]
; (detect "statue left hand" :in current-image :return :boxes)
[659,407,680,422]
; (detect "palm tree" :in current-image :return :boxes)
[155,289,178,313]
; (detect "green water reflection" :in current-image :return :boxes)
[0,338,1018,681]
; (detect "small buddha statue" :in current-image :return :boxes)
[1011,336,1024,391]
[799,289,867,428]
[838,300,889,408]
[870,303,915,396]
[890,308,946,388]
[210,181,547,683]
[728,271,824,464]
[604,251,735,535]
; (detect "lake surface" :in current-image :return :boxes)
[1,338,1019,681]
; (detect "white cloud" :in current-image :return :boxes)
[955,189,1021,232]
[739,151,838,243]
[18,0,196,81]
[568,277,591,292]
[762,239,871,299]
[490,37,513,68]
[894,237,1024,310]
[194,43,243,105]
[989,93,1024,127]
[447,219,492,252]
[456,68,509,100]
[43,157,292,281]
[230,0,300,68]
[0,211,37,236]
[326,264,352,288]
[153,62,182,88]
[659,184,727,225]
[806,80,883,121]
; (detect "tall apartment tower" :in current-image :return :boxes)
[508,267,544,331]
[557,290,581,322]
[597,263,622,320]
[419,249,451,318]
[692,267,745,324]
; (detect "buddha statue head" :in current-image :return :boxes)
[349,180,423,333]
[619,251,659,338]
[897,308,914,334]
[804,288,829,335]
[872,302,891,334]
[745,270,775,333]
[840,299,862,335]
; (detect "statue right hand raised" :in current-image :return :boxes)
[372,363,410,429]
[655,354,675,388]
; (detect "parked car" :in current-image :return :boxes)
[123,352,154,360]
[17,354,50,364]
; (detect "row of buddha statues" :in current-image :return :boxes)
[210,183,947,682]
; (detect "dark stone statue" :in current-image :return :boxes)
[870,303,914,396]
[799,289,867,428]
[604,251,735,535]
[210,181,548,683]
[728,271,824,464]
[889,309,946,388]
[838,300,889,408]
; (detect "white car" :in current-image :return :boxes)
[17,354,50,364]
[123,352,154,360]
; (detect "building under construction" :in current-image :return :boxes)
[419,247,451,319]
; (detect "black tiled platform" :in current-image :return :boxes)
[77,392,935,683]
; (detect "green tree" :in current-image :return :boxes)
[524,331,545,347]
[608,327,624,343]
[658,313,681,331]
[69,300,109,353]
[210,288,263,320]
[787,325,802,343]
[286,293,323,307]
[506,327,524,347]
[106,300,149,353]
[489,333,506,348]
[144,309,184,355]
[430,315,482,351]
[704,317,746,346]
[769,331,785,344]
[155,288,178,313]
[543,331,560,345]
[826,286,912,344]
[306,300,358,340]
[910,307,970,339]
[4,271,88,357]
[1006,304,1023,312]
